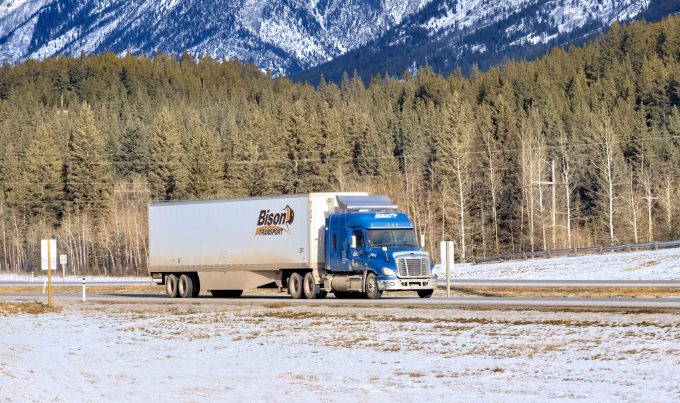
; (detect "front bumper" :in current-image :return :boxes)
[377,276,433,291]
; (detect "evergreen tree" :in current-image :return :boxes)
[147,107,188,200]
[24,121,64,225]
[183,114,224,199]
[64,102,112,218]
[225,107,283,196]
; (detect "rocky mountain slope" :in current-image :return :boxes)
[0,0,675,79]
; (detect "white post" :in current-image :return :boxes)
[42,277,47,294]
[82,277,86,302]
[446,241,454,298]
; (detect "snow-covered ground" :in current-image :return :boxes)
[439,247,680,280]
[1,302,678,401]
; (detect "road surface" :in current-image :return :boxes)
[1,291,679,308]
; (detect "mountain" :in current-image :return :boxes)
[0,0,429,75]
[296,0,680,83]
[1,0,677,80]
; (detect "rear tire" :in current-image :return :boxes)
[191,274,200,298]
[178,274,194,298]
[302,272,319,299]
[210,290,243,298]
[417,289,434,299]
[166,274,179,298]
[288,272,304,299]
[365,272,382,299]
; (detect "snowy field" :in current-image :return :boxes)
[1,302,679,401]
[443,247,680,280]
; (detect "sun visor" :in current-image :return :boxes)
[336,195,397,211]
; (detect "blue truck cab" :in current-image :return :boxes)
[323,195,434,299]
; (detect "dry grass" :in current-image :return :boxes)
[394,370,425,378]
[0,284,158,294]
[0,301,61,316]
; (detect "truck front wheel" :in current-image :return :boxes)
[288,272,304,299]
[166,274,179,298]
[417,289,434,298]
[178,274,194,298]
[302,272,319,299]
[365,272,382,299]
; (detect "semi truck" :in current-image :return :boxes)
[148,193,434,299]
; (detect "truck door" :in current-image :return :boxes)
[327,228,344,271]
[349,228,367,271]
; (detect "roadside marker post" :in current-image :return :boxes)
[82,277,86,302]
[440,240,455,298]
[60,255,67,283]
[41,239,57,308]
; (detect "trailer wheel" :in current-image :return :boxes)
[417,289,434,298]
[288,272,304,299]
[191,274,200,298]
[178,274,194,298]
[302,272,319,299]
[365,272,382,299]
[210,290,243,298]
[166,274,179,298]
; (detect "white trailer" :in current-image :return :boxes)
[149,193,365,297]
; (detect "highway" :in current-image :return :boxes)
[2,278,679,309]
[1,290,679,309]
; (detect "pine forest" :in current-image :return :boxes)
[0,17,678,275]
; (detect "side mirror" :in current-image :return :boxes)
[351,235,357,249]
[420,233,425,248]
[382,246,389,261]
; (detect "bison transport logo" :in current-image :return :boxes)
[255,205,295,235]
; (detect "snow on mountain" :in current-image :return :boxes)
[0,0,669,78]
[396,0,652,52]
[0,0,430,75]
[296,0,664,82]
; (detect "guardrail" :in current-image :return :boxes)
[473,239,680,264]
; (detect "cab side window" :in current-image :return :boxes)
[353,229,364,249]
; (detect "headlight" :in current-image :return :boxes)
[382,267,397,276]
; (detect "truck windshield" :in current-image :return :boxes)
[366,229,417,248]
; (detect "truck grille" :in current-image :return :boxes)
[396,257,429,278]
